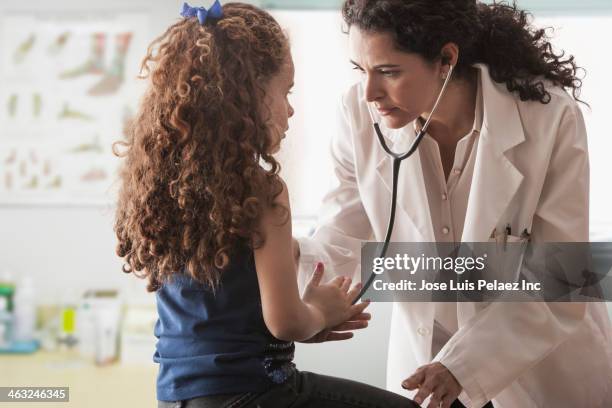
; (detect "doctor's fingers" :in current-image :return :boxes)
[425,381,460,408]
[402,368,426,390]
[434,388,458,408]
[413,372,448,406]
[425,385,448,408]
[440,395,454,408]
[412,381,434,406]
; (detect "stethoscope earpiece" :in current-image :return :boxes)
[442,64,454,80]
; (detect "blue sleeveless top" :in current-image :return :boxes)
[153,247,296,401]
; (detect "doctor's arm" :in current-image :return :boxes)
[427,103,590,408]
[296,96,374,290]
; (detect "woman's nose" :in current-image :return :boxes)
[364,76,384,102]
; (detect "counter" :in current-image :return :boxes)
[0,350,157,407]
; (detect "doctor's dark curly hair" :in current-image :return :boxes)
[114,3,289,291]
[342,0,585,104]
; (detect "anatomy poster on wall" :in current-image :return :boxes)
[0,10,150,205]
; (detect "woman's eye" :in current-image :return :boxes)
[380,70,398,77]
[352,66,365,74]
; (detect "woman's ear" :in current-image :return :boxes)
[440,42,460,67]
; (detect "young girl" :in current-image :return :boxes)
[114,2,418,407]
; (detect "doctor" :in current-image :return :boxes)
[295,1,612,407]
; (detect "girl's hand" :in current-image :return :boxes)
[300,309,371,343]
[302,262,369,330]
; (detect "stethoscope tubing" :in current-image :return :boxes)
[351,64,455,304]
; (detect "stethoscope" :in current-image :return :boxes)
[352,63,455,304]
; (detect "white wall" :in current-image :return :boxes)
[1,1,611,389]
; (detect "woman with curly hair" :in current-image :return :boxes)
[115,2,420,407]
[294,0,612,407]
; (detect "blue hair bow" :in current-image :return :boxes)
[180,0,223,25]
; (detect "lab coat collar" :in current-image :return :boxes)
[477,63,526,157]
[461,63,525,242]
[374,63,525,242]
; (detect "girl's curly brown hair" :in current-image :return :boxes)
[114,2,289,291]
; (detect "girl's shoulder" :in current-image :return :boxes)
[259,176,291,230]
[273,176,290,207]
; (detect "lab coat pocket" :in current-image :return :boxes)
[481,235,529,300]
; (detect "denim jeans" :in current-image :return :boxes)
[158,370,419,407]
[157,370,495,408]
[452,399,494,408]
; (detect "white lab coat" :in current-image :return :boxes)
[297,64,612,408]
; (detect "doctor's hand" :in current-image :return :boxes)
[402,362,462,408]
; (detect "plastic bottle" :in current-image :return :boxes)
[0,272,15,347]
[76,300,95,358]
[58,290,78,349]
[13,276,36,342]
[94,306,120,365]
[0,296,13,347]
[0,272,15,312]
